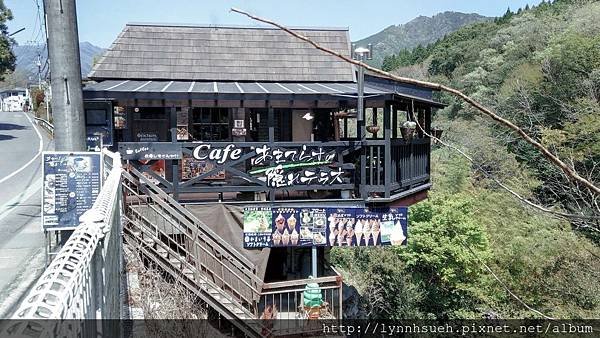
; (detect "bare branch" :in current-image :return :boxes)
[409,112,600,222]
[230,7,600,196]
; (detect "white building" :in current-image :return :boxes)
[1,88,28,112]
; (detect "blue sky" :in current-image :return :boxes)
[7,0,541,48]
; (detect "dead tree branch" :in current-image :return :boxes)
[230,7,600,196]
[408,111,600,224]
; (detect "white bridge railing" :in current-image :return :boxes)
[4,149,123,338]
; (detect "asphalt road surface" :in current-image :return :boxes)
[0,110,53,318]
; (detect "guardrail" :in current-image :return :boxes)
[33,117,54,137]
[3,149,123,338]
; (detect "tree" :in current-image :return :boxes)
[0,1,15,81]
[401,194,490,318]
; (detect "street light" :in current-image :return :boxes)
[352,44,373,200]
[352,43,372,133]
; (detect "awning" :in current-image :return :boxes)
[83,80,445,107]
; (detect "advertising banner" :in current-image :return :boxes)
[243,206,407,248]
[42,152,102,231]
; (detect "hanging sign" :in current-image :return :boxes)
[42,152,102,231]
[243,206,407,248]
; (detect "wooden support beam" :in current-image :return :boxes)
[268,104,275,202]
[384,102,391,199]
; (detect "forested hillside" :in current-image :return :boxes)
[333,0,600,319]
[354,11,490,67]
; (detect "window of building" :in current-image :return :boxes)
[85,109,109,125]
[133,107,168,120]
[191,107,230,141]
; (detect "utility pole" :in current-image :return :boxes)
[44,0,85,151]
[36,54,42,89]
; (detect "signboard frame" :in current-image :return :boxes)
[41,151,103,231]
[243,206,408,249]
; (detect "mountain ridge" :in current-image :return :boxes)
[354,11,492,67]
[11,41,104,83]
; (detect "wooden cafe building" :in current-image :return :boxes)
[83,23,443,329]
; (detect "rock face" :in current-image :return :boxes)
[354,11,491,67]
[342,283,368,319]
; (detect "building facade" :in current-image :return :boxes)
[84,23,443,328]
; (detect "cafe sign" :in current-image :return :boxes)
[191,143,343,188]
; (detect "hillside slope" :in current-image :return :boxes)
[354,11,490,67]
[333,0,600,320]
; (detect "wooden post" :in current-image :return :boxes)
[410,100,415,184]
[384,102,391,198]
[417,105,425,138]
[359,106,367,199]
[170,106,180,201]
[392,105,398,139]
[268,105,275,202]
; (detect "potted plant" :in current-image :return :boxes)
[400,121,416,141]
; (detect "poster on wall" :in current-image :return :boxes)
[177,109,189,141]
[114,106,126,129]
[177,127,189,141]
[42,152,102,230]
[243,207,272,248]
[180,154,225,180]
[243,206,408,248]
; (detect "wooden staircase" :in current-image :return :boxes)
[122,168,266,337]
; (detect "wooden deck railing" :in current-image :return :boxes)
[258,269,343,334]
[362,138,431,199]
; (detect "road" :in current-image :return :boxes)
[0,110,53,318]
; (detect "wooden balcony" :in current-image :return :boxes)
[125,137,431,205]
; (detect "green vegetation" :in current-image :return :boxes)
[333,0,600,319]
[0,0,15,81]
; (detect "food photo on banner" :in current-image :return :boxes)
[300,208,328,246]
[243,207,272,248]
[272,207,300,246]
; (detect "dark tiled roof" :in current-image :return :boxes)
[89,23,355,82]
[82,80,446,108]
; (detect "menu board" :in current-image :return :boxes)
[243,206,408,248]
[42,152,102,231]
